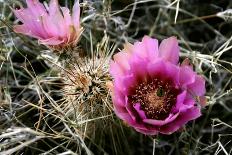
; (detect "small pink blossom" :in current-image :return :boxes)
[110,36,206,135]
[13,0,82,48]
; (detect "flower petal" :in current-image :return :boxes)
[179,66,195,88]
[199,96,207,107]
[147,59,179,82]
[13,9,44,38]
[129,58,149,82]
[72,0,81,29]
[113,51,130,72]
[61,7,72,28]
[113,75,135,95]
[160,107,201,134]
[159,36,179,64]
[14,25,41,39]
[143,113,179,126]
[142,35,159,61]
[147,59,165,78]
[125,97,137,121]
[172,91,193,113]
[48,0,66,37]
[110,60,125,77]
[26,0,47,16]
[181,58,193,69]
[188,75,206,96]
[135,128,158,135]
[39,37,64,45]
[133,103,147,119]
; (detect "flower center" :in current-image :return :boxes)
[129,78,179,120]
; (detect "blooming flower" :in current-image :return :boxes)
[110,36,206,135]
[13,0,82,48]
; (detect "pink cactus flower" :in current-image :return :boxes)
[13,0,82,48]
[110,36,206,135]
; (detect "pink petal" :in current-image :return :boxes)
[181,58,193,69]
[49,0,59,15]
[132,41,147,59]
[160,107,201,134]
[135,128,158,135]
[113,52,130,72]
[163,61,179,85]
[13,7,48,39]
[172,91,193,113]
[179,66,195,87]
[110,60,125,77]
[26,0,47,16]
[72,0,81,30]
[112,90,125,107]
[129,58,148,82]
[159,36,179,64]
[14,25,41,39]
[13,25,28,33]
[25,0,48,38]
[113,92,136,124]
[183,97,195,106]
[114,74,136,95]
[123,43,134,56]
[147,59,165,78]
[39,37,64,45]
[172,91,187,113]
[188,75,206,96]
[125,97,137,121]
[114,111,134,124]
[111,73,137,97]
[40,15,54,34]
[61,7,72,28]
[132,36,158,62]
[61,7,78,43]
[147,59,179,81]
[143,113,179,126]
[199,96,207,107]
[13,9,27,22]
[13,9,41,36]
[141,35,159,61]
[133,103,147,119]
[113,100,128,116]
[48,0,66,37]
[133,123,153,131]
